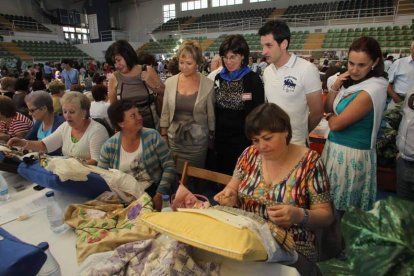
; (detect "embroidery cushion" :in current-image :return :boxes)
[139,210,268,261]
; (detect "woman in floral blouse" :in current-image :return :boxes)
[214,103,333,275]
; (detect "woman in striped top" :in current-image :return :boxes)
[0,95,32,142]
[98,100,176,211]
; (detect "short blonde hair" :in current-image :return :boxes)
[48,80,65,95]
[61,92,91,119]
[177,40,203,65]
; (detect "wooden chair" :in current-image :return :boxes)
[179,161,231,187]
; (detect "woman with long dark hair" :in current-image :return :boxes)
[322,36,388,212]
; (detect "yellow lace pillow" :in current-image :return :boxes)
[139,210,268,261]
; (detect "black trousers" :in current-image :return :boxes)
[396,157,414,202]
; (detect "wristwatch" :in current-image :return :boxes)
[300,208,309,227]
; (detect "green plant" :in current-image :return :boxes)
[376,103,402,168]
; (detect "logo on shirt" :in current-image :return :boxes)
[283,76,297,93]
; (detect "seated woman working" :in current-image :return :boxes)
[24,90,65,155]
[98,100,176,211]
[8,92,109,165]
[214,103,334,275]
[0,95,33,142]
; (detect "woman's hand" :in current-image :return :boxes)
[141,65,164,94]
[330,71,350,91]
[214,186,238,207]
[7,137,26,148]
[267,204,303,229]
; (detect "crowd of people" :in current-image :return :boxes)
[1,19,413,274]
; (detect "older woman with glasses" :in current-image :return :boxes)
[214,34,265,175]
[8,92,109,165]
[24,90,65,155]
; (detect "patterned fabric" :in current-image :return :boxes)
[98,127,176,195]
[233,145,331,262]
[0,112,32,138]
[80,239,220,276]
[215,78,245,111]
[64,192,158,263]
[321,140,376,211]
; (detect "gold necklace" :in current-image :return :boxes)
[261,148,289,191]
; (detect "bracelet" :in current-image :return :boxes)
[329,85,340,93]
[300,208,309,227]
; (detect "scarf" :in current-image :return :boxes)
[331,75,388,148]
[219,66,251,82]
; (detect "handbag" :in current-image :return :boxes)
[0,227,47,276]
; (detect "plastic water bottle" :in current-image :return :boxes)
[37,242,61,276]
[0,174,10,201]
[161,195,172,212]
[45,191,69,234]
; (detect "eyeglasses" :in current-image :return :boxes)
[221,54,241,62]
[28,107,41,113]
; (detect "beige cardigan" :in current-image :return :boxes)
[159,73,215,131]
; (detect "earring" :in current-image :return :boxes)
[371,65,375,71]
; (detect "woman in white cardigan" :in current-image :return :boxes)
[160,40,215,169]
[8,92,109,165]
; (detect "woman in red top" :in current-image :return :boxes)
[0,95,32,142]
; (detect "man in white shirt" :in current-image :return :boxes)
[396,86,414,201]
[207,54,223,80]
[387,41,414,106]
[258,20,323,145]
[384,55,394,72]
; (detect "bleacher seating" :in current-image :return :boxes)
[283,0,394,22]
[153,16,192,32]
[0,13,50,32]
[13,40,90,60]
[141,36,209,54]
[152,8,275,33]
[323,25,414,50]
[205,31,309,53]
[186,8,275,30]
[0,45,15,59]
[141,20,413,55]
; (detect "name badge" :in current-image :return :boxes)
[242,93,252,101]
